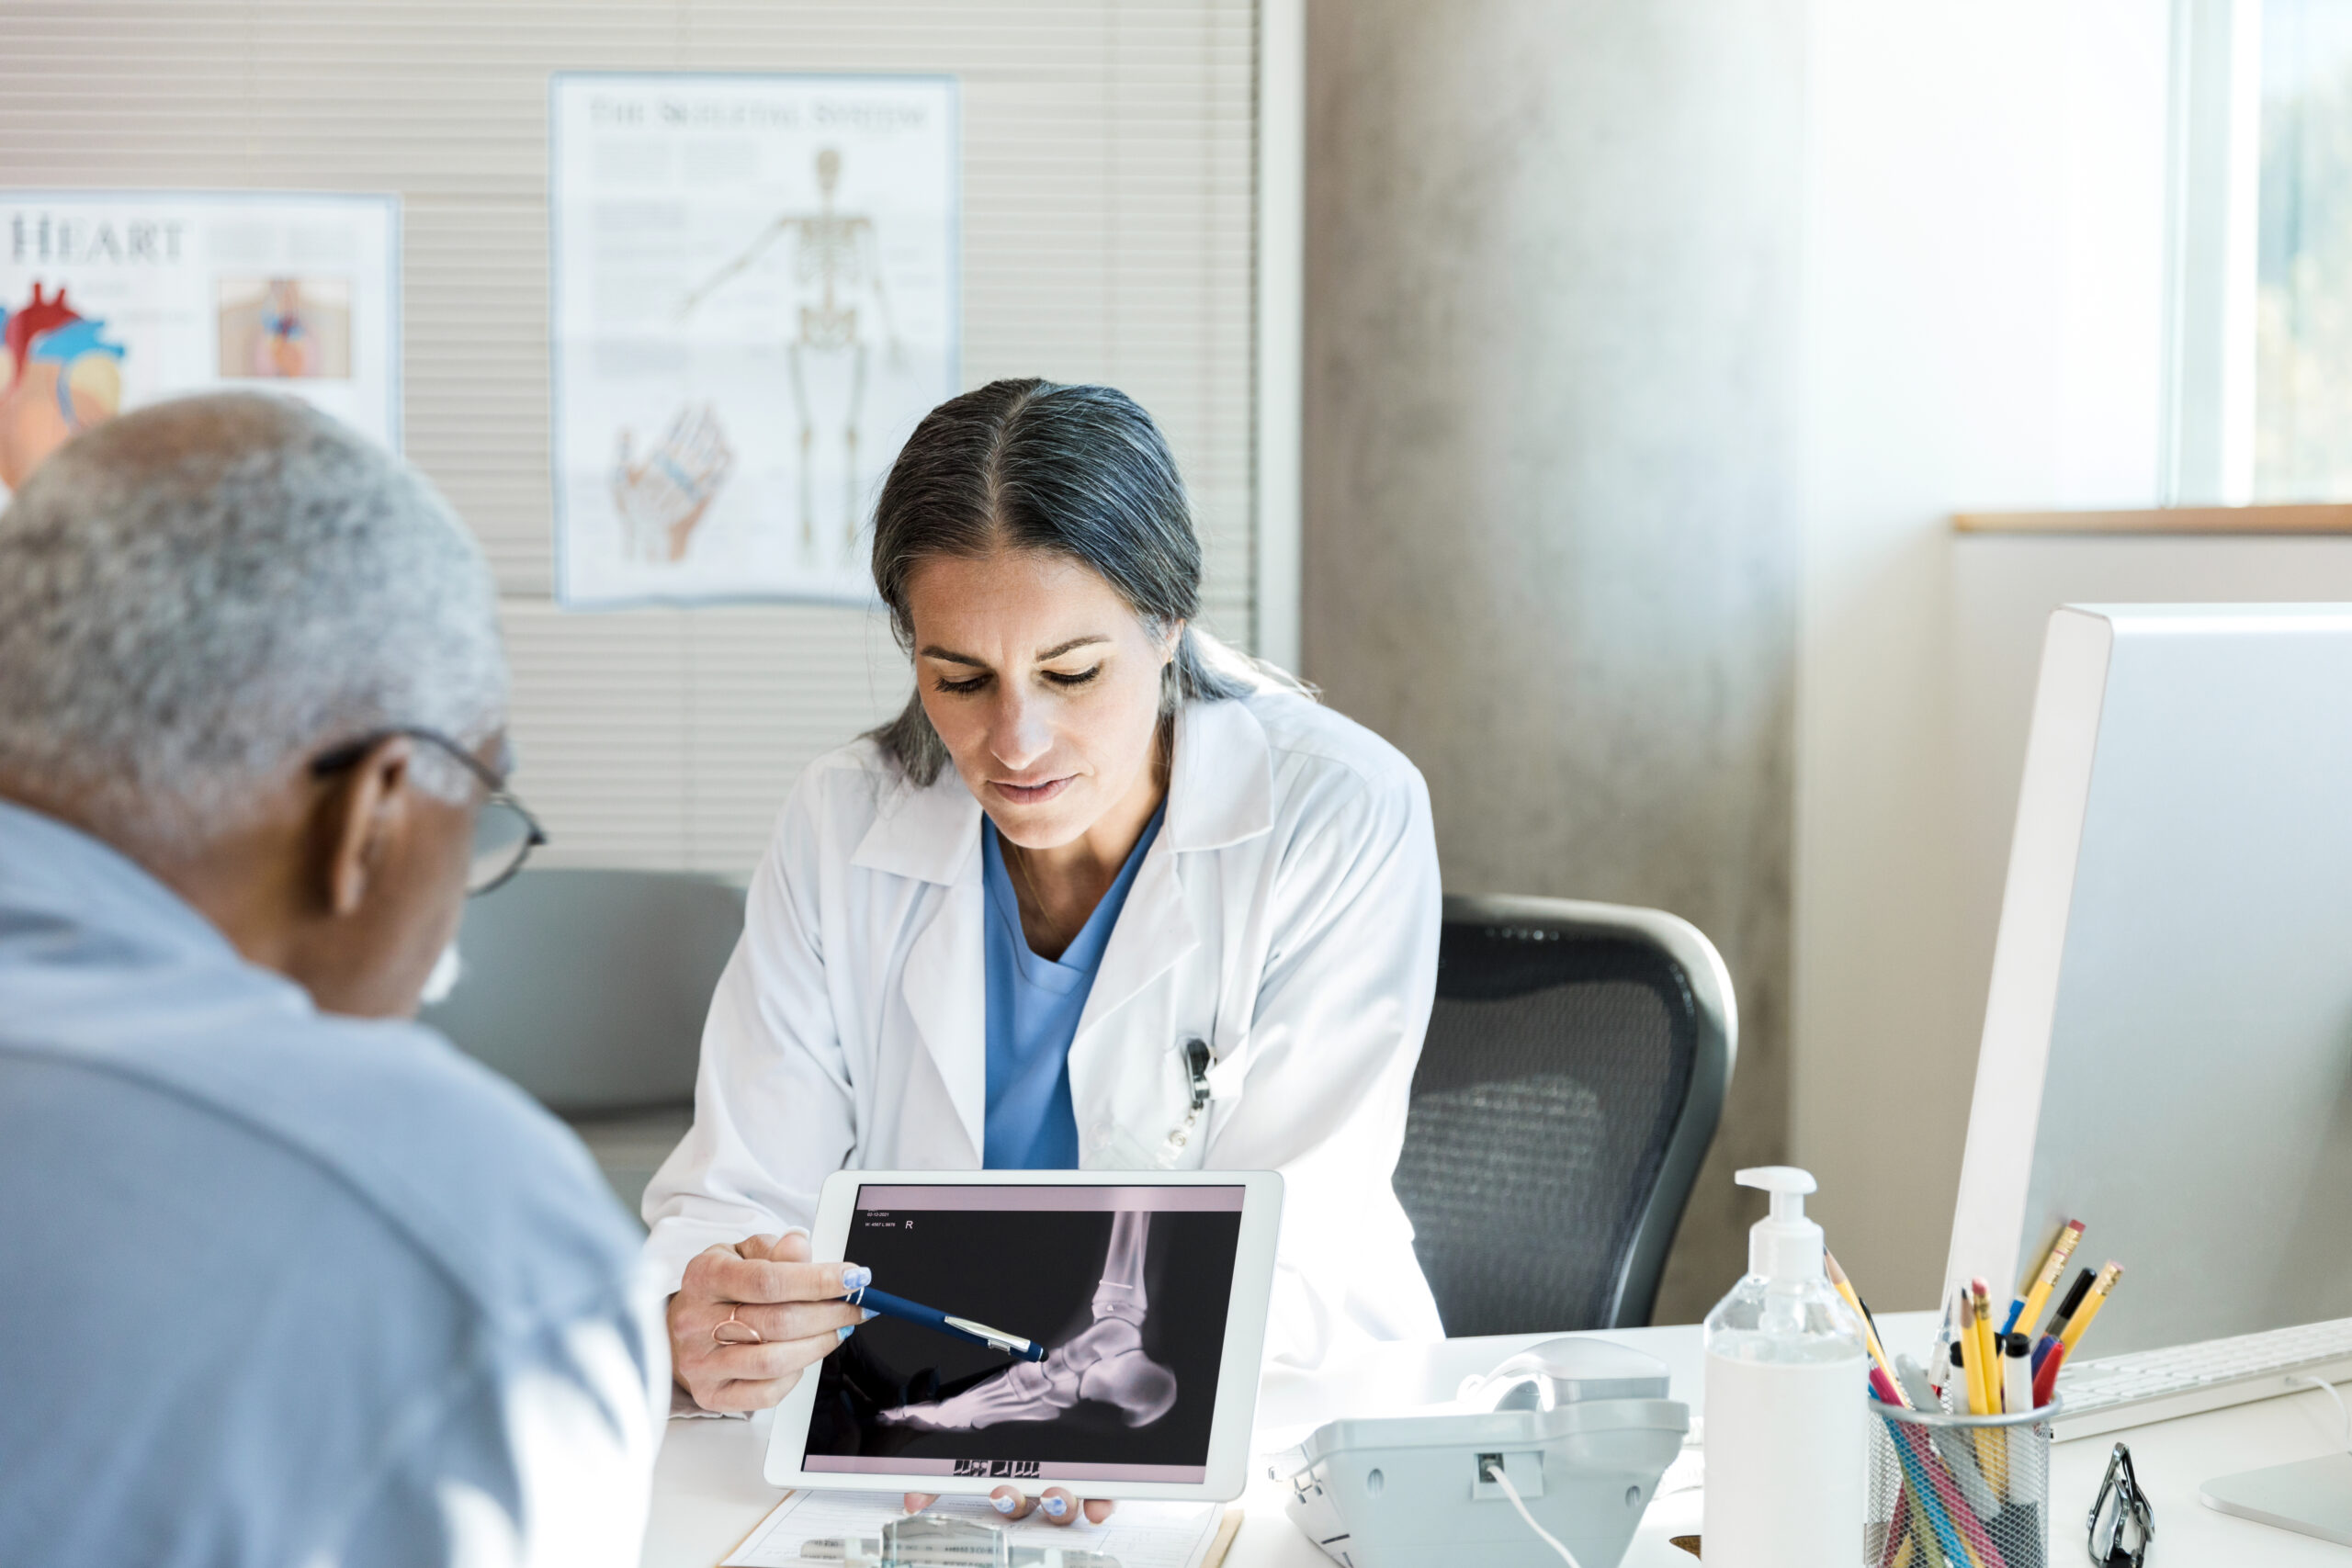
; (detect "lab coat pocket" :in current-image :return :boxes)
[1093,1122,1195,1171]
[1086,1033,1227,1171]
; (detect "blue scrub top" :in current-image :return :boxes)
[980,804,1165,1168]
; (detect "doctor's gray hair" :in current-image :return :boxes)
[0,392,505,854]
[866,378,1283,786]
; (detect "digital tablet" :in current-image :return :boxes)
[763,1168,1284,1502]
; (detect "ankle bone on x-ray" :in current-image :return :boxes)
[878,1212,1179,1431]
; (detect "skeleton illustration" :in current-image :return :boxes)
[879,1212,1179,1431]
[611,402,735,563]
[676,146,900,558]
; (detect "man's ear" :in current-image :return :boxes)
[317,735,416,918]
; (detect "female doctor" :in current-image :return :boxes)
[643,378,1447,1432]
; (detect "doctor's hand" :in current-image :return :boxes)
[668,1230,871,1413]
[903,1487,1116,1527]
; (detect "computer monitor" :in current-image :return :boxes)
[1951,604,2352,1347]
[1947,604,2352,1537]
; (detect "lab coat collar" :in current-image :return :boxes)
[1163,696,1275,853]
[847,696,1274,887]
[1069,699,1272,1068]
[850,763,985,888]
[847,765,988,1157]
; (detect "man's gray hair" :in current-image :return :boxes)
[0,392,505,852]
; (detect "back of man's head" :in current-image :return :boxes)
[0,392,503,855]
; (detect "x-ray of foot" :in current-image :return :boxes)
[878,1212,1178,1430]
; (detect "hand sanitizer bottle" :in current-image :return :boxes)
[1701,1166,1867,1568]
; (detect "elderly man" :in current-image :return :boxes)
[0,394,859,1566]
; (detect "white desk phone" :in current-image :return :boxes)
[1266,1337,1690,1568]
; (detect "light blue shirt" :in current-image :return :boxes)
[981,805,1164,1168]
[0,799,655,1568]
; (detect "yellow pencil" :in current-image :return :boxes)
[1970,1276,2011,1495]
[1826,1249,1904,1401]
[1971,1279,2001,1410]
[2059,1262,2125,1355]
[2014,1219,2085,1338]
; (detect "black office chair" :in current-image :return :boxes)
[1393,893,1736,1335]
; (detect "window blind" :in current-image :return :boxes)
[1,0,1260,872]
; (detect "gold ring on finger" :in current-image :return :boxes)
[712,1305,763,1346]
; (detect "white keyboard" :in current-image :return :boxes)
[2052,1316,2352,1439]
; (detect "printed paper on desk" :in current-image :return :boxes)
[723,1489,1224,1568]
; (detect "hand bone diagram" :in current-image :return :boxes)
[611,401,735,564]
[880,1212,1179,1430]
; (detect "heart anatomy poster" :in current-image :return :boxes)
[549,73,959,607]
[0,191,399,502]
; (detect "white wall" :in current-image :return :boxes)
[1791,0,2176,1305]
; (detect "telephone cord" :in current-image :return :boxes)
[1483,1459,1584,1568]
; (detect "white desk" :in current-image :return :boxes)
[642,1314,2352,1567]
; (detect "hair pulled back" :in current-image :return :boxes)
[866,378,1251,784]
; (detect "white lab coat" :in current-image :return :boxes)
[640,684,1446,1371]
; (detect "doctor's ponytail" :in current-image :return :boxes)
[865,378,1287,787]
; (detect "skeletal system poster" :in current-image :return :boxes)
[550,73,958,607]
[0,191,399,501]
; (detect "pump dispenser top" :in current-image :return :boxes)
[1736,1166,1824,1280]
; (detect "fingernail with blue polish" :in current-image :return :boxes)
[842,1264,873,1292]
[992,1495,1019,1515]
[836,1324,855,1340]
[1042,1497,1068,1517]
[861,1308,877,1321]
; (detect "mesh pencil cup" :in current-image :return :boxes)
[1864,1397,2057,1568]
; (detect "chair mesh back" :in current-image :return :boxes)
[1393,920,1699,1336]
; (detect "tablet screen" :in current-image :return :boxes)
[802,1183,1246,1485]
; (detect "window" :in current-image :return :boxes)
[2165,0,2352,503]
[2255,0,2352,499]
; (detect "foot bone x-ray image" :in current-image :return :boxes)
[882,1212,1179,1431]
[808,1200,1239,1473]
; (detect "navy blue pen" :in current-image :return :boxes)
[845,1283,1048,1362]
